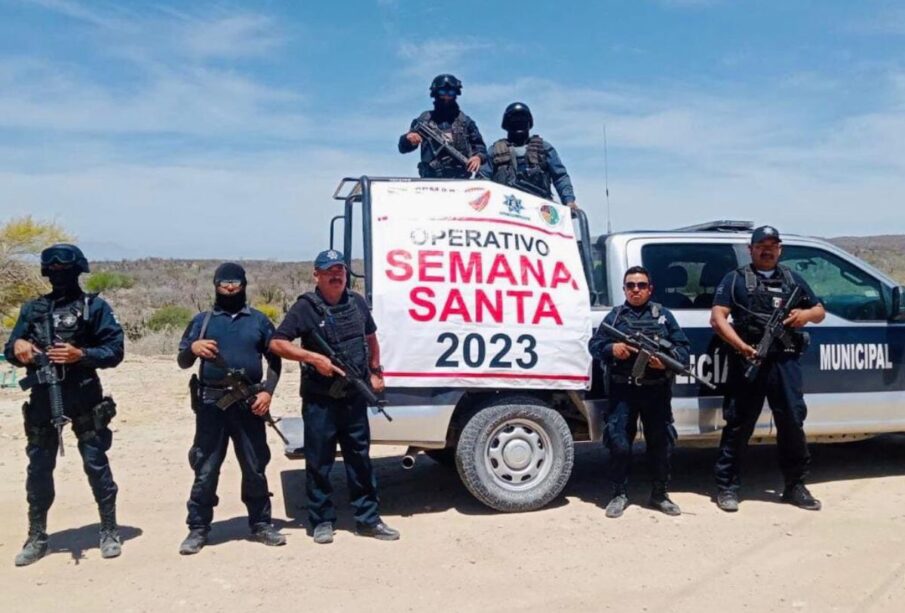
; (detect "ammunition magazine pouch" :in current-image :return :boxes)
[73,397,116,440]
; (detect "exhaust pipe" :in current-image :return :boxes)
[401,446,422,470]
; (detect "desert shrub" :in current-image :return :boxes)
[254,303,281,322]
[147,305,193,332]
[85,271,135,293]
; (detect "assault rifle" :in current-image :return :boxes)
[599,322,717,390]
[206,355,289,445]
[413,120,473,174]
[310,332,392,422]
[19,312,70,456]
[743,285,803,382]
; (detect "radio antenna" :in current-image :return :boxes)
[603,124,612,234]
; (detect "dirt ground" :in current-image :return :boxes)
[1,357,904,612]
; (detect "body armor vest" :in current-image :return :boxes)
[23,293,105,418]
[301,291,369,399]
[491,136,550,198]
[610,302,670,380]
[418,110,471,175]
[731,265,798,345]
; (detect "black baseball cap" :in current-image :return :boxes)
[750,225,782,245]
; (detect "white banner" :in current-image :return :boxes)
[371,180,592,390]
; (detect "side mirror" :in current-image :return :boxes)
[891,286,905,322]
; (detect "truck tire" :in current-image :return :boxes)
[455,395,574,512]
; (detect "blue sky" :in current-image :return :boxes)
[1,0,903,259]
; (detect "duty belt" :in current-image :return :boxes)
[610,374,670,387]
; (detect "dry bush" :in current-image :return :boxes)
[126,328,185,357]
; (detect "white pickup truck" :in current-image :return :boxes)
[281,176,905,513]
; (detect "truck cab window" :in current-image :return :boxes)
[780,245,886,321]
[641,243,738,309]
[591,236,611,306]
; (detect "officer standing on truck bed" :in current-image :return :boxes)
[269,250,399,544]
[711,225,826,513]
[589,265,690,518]
[4,244,125,566]
[482,102,579,209]
[176,263,285,554]
[398,73,487,179]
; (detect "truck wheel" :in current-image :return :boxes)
[425,448,456,468]
[455,396,574,512]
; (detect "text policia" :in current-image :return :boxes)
[383,226,581,325]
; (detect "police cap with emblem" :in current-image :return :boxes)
[750,225,782,245]
[314,249,347,271]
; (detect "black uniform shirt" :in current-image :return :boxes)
[713,265,821,316]
[589,301,690,379]
[4,292,124,370]
[272,290,376,397]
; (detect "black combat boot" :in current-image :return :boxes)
[251,523,287,547]
[605,489,628,519]
[649,482,681,516]
[15,509,49,567]
[716,489,739,512]
[179,528,209,555]
[98,504,122,559]
[781,483,822,511]
[356,520,400,541]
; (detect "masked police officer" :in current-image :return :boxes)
[4,244,124,566]
[176,263,285,554]
[270,250,399,544]
[711,225,826,512]
[589,266,690,518]
[481,102,578,208]
[398,73,487,179]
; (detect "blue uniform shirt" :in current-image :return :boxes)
[478,139,576,204]
[178,306,282,392]
[589,301,690,378]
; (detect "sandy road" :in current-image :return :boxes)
[1,357,904,612]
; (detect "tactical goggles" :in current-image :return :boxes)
[216,279,244,288]
[436,89,458,97]
[624,282,650,291]
[41,247,78,267]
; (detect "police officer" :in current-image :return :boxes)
[269,250,399,544]
[481,102,578,208]
[711,225,826,512]
[589,266,690,518]
[398,73,487,179]
[176,263,285,554]
[4,244,124,566]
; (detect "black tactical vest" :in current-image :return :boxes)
[419,110,471,173]
[611,302,670,380]
[731,265,798,343]
[491,136,550,198]
[301,291,369,399]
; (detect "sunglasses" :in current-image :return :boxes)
[436,89,458,97]
[217,279,243,288]
[624,282,650,291]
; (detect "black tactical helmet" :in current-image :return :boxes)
[40,243,89,275]
[502,102,533,131]
[430,74,463,98]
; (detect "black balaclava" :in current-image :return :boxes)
[506,115,531,147]
[46,268,82,300]
[213,262,247,313]
[432,98,460,122]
